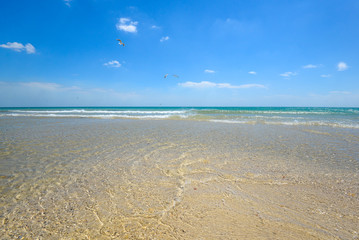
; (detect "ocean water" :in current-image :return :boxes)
[1,106,359,128]
[1,108,359,239]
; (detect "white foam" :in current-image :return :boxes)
[209,119,359,129]
[11,110,187,114]
[209,120,249,124]
[0,113,182,120]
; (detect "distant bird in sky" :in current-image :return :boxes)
[164,74,179,78]
[116,39,125,46]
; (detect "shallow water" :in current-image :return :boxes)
[0,118,358,239]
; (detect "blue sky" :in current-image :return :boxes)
[0,0,358,107]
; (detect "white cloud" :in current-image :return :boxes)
[64,0,71,7]
[116,18,138,33]
[204,69,215,74]
[21,82,62,91]
[303,64,318,69]
[0,81,139,107]
[248,71,256,75]
[0,42,23,52]
[104,60,121,68]
[321,74,331,78]
[160,36,170,42]
[25,43,36,54]
[0,42,36,54]
[329,91,351,95]
[20,82,81,92]
[151,25,160,29]
[337,62,348,71]
[180,81,216,88]
[179,81,265,89]
[280,72,297,78]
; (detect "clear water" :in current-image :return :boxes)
[1,113,359,239]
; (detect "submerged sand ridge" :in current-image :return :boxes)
[0,118,358,239]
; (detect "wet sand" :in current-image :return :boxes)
[1,118,359,239]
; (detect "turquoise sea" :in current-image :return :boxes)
[1,106,359,128]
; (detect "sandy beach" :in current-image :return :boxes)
[1,117,358,239]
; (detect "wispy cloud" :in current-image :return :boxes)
[0,42,36,54]
[21,82,64,91]
[116,18,138,33]
[280,72,297,78]
[0,81,139,107]
[25,44,35,54]
[204,69,215,74]
[248,71,256,75]
[303,64,319,69]
[329,91,351,95]
[337,62,348,71]
[321,74,331,78]
[179,81,265,89]
[160,36,170,42]
[151,25,160,29]
[104,60,121,68]
[18,81,133,96]
[64,0,71,7]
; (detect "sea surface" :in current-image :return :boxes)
[0,107,359,239]
[1,106,359,128]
